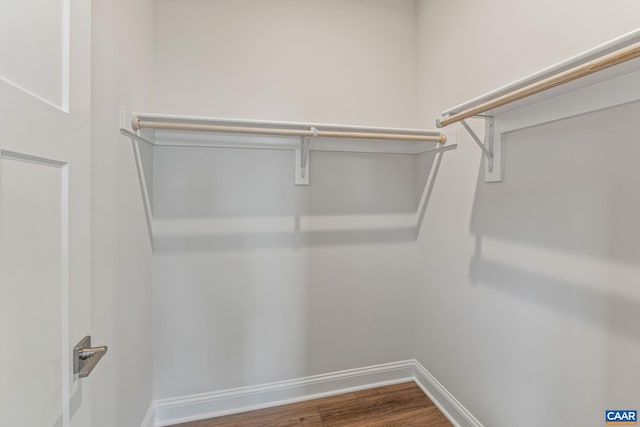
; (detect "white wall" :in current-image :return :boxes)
[154,0,418,127]
[152,0,420,399]
[415,2,640,426]
[90,0,155,425]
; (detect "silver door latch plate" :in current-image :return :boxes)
[73,336,108,378]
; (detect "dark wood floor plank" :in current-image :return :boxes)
[172,405,321,427]
[169,382,453,427]
[318,383,432,425]
[171,394,356,427]
[353,382,421,398]
[332,407,445,427]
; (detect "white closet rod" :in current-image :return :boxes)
[437,41,640,128]
[132,118,447,144]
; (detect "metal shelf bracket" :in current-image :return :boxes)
[459,117,502,182]
[295,126,317,185]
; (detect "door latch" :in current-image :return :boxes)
[73,336,108,378]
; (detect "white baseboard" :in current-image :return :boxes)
[413,360,484,427]
[140,402,155,427]
[154,360,415,426]
[150,359,483,427]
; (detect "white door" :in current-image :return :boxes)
[0,0,94,426]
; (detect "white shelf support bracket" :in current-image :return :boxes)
[119,106,155,241]
[295,126,316,185]
[460,118,502,182]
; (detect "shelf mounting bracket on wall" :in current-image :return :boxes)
[459,117,501,182]
[295,127,317,185]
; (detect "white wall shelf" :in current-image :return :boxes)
[119,112,456,237]
[437,28,640,182]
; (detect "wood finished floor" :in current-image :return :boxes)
[171,382,453,427]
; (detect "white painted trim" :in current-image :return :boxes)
[153,360,415,426]
[413,361,485,427]
[60,0,70,112]
[119,129,154,242]
[131,138,154,240]
[140,403,155,427]
[149,360,483,427]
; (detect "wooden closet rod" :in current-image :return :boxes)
[132,118,447,144]
[437,41,640,128]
